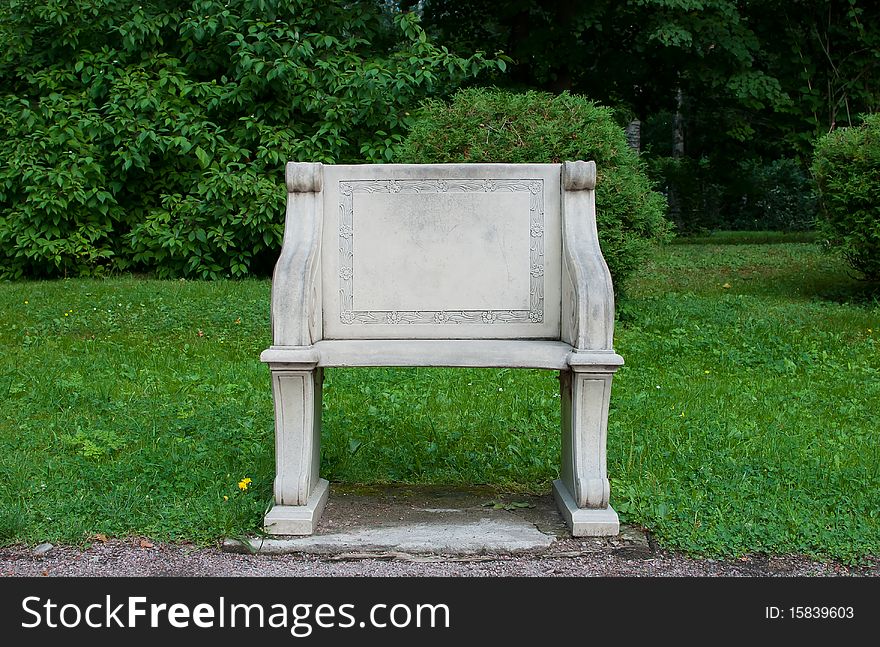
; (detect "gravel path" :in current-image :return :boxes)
[2,538,876,577]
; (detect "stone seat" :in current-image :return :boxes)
[262,340,622,370]
[261,160,624,538]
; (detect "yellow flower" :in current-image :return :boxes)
[238,477,252,491]
[223,495,229,501]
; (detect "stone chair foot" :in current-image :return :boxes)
[553,479,619,537]
[263,478,330,536]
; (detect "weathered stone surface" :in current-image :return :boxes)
[233,518,554,555]
[321,164,562,340]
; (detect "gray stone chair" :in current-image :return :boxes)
[261,160,623,536]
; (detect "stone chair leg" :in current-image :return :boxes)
[263,367,329,535]
[553,368,620,536]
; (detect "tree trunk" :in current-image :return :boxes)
[672,87,685,159]
[625,119,641,152]
[668,86,686,231]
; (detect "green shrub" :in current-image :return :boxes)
[647,156,724,233]
[812,114,880,280]
[398,88,672,290]
[647,156,816,234]
[731,158,817,232]
[0,1,503,279]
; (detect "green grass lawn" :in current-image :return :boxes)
[1,241,878,563]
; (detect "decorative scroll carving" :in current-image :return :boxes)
[337,178,545,325]
[561,159,615,350]
[286,161,323,193]
[272,163,323,346]
[562,160,596,191]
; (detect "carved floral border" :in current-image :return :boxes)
[338,178,544,325]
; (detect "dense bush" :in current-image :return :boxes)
[398,88,672,290]
[648,156,816,233]
[0,1,503,278]
[731,158,817,232]
[812,114,880,280]
[647,156,723,233]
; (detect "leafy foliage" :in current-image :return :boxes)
[0,0,503,278]
[812,114,880,280]
[751,0,880,155]
[420,0,797,142]
[398,88,672,290]
[419,0,880,232]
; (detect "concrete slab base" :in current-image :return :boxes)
[263,478,330,535]
[227,485,643,557]
[553,479,619,536]
[234,517,554,555]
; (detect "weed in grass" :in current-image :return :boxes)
[483,501,535,511]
